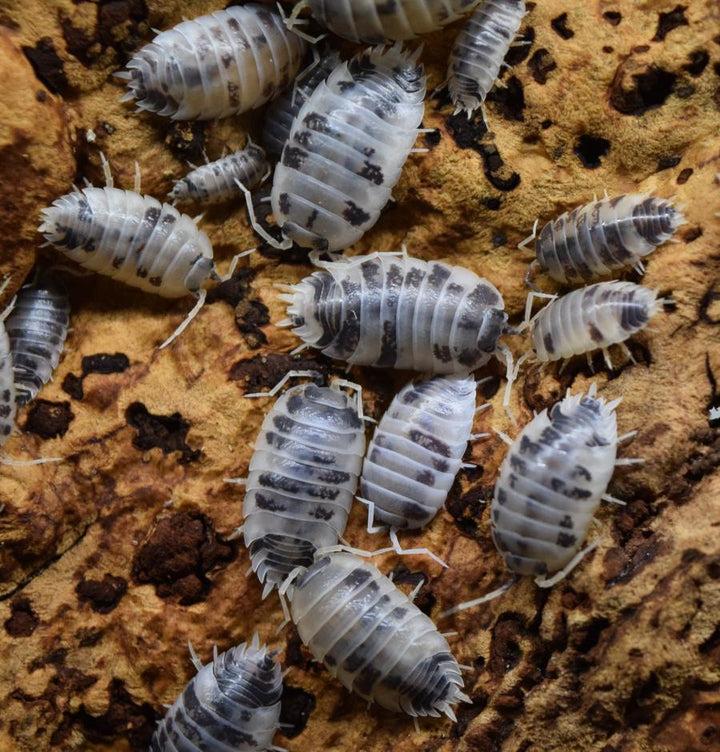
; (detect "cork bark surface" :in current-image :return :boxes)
[0,1,719,750]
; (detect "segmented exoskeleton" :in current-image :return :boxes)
[522,194,684,287]
[150,635,283,752]
[118,4,307,120]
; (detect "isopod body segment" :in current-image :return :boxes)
[0,321,17,445]
[360,374,477,530]
[530,281,660,364]
[287,551,469,717]
[269,44,426,251]
[119,4,307,120]
[491,385,621,582]
[526,194,684,285]
[150,636,283,752]
[6,274,70,406]
[448,0,526,116]
[169,142,269,205]
[242,383,366,593]
[281,252,508,373]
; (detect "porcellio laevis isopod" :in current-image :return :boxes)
[150,635,284,752]
[6,273,70,406]
[117,4,307,120]
[359,374,483,564]
[526,281,663,371]
[38,159,232,349]
[278,252,516,401]
[263,50,341,157]
[231,378,366,595]
[169,141,269,205]
[447,0,526,117]
[283,551,469,718]
[0,319,16,445]
[522,194,685,287]
[246,44,426,252]
[285,0,482,44]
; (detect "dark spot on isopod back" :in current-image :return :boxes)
[550,13,574,39]
[76,574,127,614]
[125,402,201,464]
[132,510,237,604]
[23,400,74,439]
[280,685,316,738]
[4,597,39,637]
[574,134,610,168]
[653,5,688,41]
[609,63,677,115]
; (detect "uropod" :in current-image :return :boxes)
[117,4,306,120]
[281,551,469,720]
[242,44,427,253]
[520,193,685,288]
[150,635,284,752]
[39,156,244,349]
[227,372,368,596]
[283,0,483,44]
[441,384,641,616]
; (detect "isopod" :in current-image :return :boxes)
[38,157,239,349]
[283,551,469,718]
[525,281,663,371]
[263,50,341,157]
[168,141,269,205]
[359,374,485,565]
[6,273,70,405]
[447,0,526,117]
[0,319,16,446]
[278,253,516,403]
[521,194,684,286]
[284,0,481,44]
[150,634,284,752]
[229,374,366,595]
[117,4,307,120]
[243,44,427,252]
[441,384,641,615]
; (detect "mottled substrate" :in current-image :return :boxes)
[0,1,719,751]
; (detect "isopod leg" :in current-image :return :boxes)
[244,369,322,399]
[438,577,517,618]
[99,151,114,188]
[330,377,365,420]
[389,528,448,569]
[133,161,141,193]
[235,179,292,250]
[518,218,539,251]
[158,289,207,350]
[356,497,388,535]
[534,539,600,588]
[187,641,204,672]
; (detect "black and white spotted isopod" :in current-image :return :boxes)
[0,318,16,446]
[244,44,427,252]
[447,0,526,117]
[521,194,685,287]
[283,551,469,719]
[150,635,284,752]
[117,4,307,120]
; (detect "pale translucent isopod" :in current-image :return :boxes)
[0,320,16,445]
[150,635,283,752]
[118,4,307,120]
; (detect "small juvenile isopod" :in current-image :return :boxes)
[243,45,427,252]
[150,634,284,752]
[284,0,481,43]
[39,157,238,349]
[525,281,664,371]
[263,50,341,157]
[447,0,526,117]
[521,194,685,287]
[117,4,307,120]
[6,273,70,405]
[359,374,485,564]
[229,374,366,596]
[277,252,516,404]
[283,551,469,719]
[168,141,269,205]
[441,384,640,615]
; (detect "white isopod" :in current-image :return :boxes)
[282,551,469,719]
[447,0,526,117]
[524,281,664,372]
[242,44,427,252]
[227,374,366,596]
[0,317,16,446]
[38,158,241,349]
[169,141,269,205]
[441,384,641,615]
[521,193,685,287]
[284,0,482,43]
[117,4,307,120]
[6,273,70,405]
[150,635,284,752]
